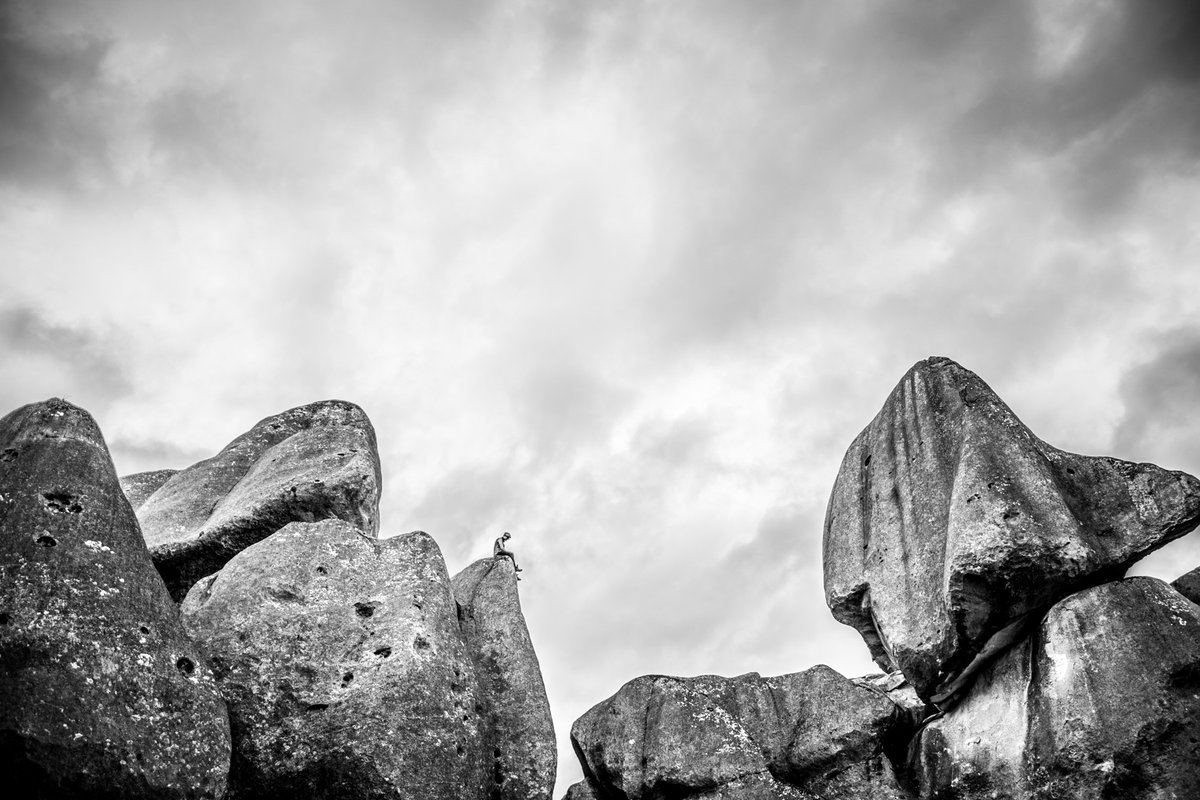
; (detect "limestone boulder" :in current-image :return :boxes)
[825,356,1200,703]
[1172,564,1200,605]
[569,667,914,800]
[129,400,381,600]
[912,577,1200,800]
[452,557,556,800]
[0,399,231,799]
[181,520,486,800]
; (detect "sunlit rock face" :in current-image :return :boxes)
[181,521,488,800]
[912,577,1200,800]
[126,399,381,601]
[824,356,1200,704]
[0,399,231,799]
[453,557,556,800]
[565,666,916,800]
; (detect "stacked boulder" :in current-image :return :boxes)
[0,398,556,799]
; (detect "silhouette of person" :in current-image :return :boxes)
[493,531,523,574]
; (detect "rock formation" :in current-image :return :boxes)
[120,468,178,508]
[0,399,231,799]
[824,356,1200,704]
[912,577,1200,799]
[566,666,916,800]
[181,520,488,799]
[1173,564,1200,604]
[453,557,556,800]
[127,400,381,601]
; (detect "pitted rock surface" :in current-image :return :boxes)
[913,577,1200,800]
[825,356,1200,703]
[569,667,913,800]
[129,399,381,600]
[181,520,486,800]
[0,399,231,799]
[453,557,556,800]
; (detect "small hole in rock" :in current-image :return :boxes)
[139,625,150,634]
[342,672,354,683]
[414,636,430,650]
[355,602,376,618]
[1,448,17,462]
[176,657,195,675]
[0,612,9,625]
[374,646,392,658]
[457,743,465,755]
[36,534,57,548]
[316,566,328,575]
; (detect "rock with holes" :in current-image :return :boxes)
[0,399,231,799]
[181,520,486,799]
[825,356,1200,704]
[569,667,914,800]
[912,577,1200,800]
[452,557,556,800]
[127,399,381,600]
[1173,565,1200,605]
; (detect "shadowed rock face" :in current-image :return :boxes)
[0,399,231,799]
[913,577,1200,800]
[181,521,487,800]
[824,357,1200,704]
[1173,565,1200,605]
[452,557,556,800]
[567,667,914,800]
[129,400,381,601]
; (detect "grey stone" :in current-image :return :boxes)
[912,577,1200,800]
[0,399,231,799]
[131,400,381,600]
[119,468,177,509]
[181,520,486,800]
[1172,564,1200,605]
[453,556,556,800]
[825,356,1200,703]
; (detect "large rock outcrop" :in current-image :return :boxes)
[566,666,916,800]
[824,356,1200,703]
[0,399,231,799]
[181,520,487,799]
[1172,564,1200,604]
[452,557,556,800]
[912,577,1200,799]
[128,400,381,600]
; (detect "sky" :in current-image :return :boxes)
[3,0,1200,792]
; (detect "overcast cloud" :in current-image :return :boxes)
[4,0,1200,791]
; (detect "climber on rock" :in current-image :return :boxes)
[493,531,523,577]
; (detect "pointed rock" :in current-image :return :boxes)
[130,400,381,600]
[120,468,178,508]
[912,577,1200,799]
[1172,564,1200,605]
[181,521,487,800]
[452,557,556,800]
[0,399,231,799]
[825,357,1200,703]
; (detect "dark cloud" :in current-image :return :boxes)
[0,1,111,190]
[0,304,133,414]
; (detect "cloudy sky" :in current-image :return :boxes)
[4,0,1200,791]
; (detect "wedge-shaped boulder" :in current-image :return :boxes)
[452,557,556,800]
[0,399,231,799]
[1173,565,1200,605]
[825,357,1200,703]
[181,521,487,799]
[913,577,1200,799]
[130,400,381,600]
[569,667,913,800]
[120,468,178,508]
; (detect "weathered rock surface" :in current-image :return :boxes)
[452,556,556,800]
[0,399,231,799]
[569,666,914,800]
[129,400,381,600]
[825,356,1200,703]
[913,577,1200,800]
[181,520,487,799]
[119,468,178,509]
[1173,564,1200,605]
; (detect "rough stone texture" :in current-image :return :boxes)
[560,779,604,800]
[570,667,913,800]
[825,356,1200,703]
[913,577,1200,800]
[181,520,487,800]
[130,400,381,601]
[1173,564,1200,605]
[452,556,556,800]
[119,469,178,509]
[0,399,231,799]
